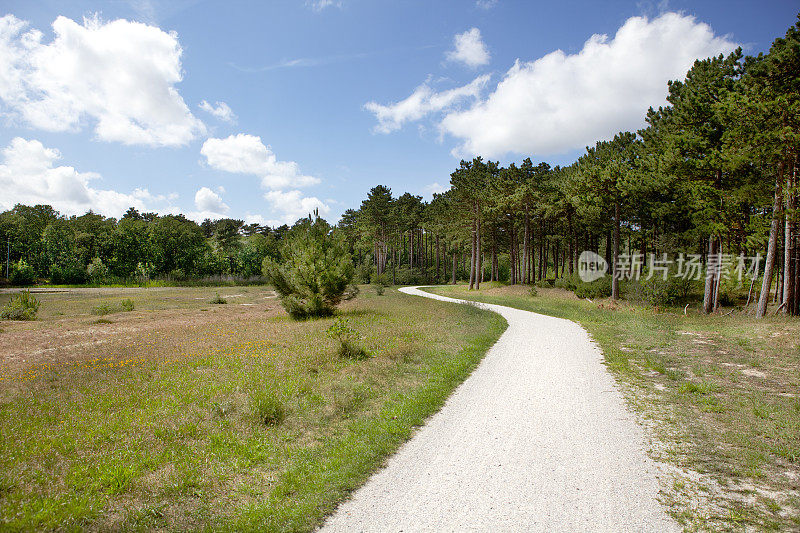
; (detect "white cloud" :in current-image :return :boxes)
[422,182,448,198]
[199,100,236,123]
[0,14,205,146]
[263,190,330,226]
[200,134,320,189]
[440,12,738,157]
[476,0,498,9]
[446,28,490,68]
[365,75,490,134]
[194,186,229,215]
[306,0,342,12]
[0,137,169,217]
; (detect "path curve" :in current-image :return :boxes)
[320,286,677,532]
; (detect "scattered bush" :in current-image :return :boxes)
[573,276,612,299]
[1,290,40,320]
[528,285,538,297]
[210,293,227,304]
[326,317,368,359]
[249,391,286,426]
[393,267,427,286]
[10,261,35,286]
[535,278,555,288]
[549,273,612,299]
[639,274,695,307]
[91,303,114,316]
[120,299,135,312]
[263,215,355,319]
[373,281,386,296]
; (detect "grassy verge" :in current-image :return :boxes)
[426,283,800,531]
[0,286,506,531]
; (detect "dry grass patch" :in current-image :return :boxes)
[0,285,505,531]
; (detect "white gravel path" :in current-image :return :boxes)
[320,286,678,532]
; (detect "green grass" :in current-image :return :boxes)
[426,283,800,532]
[0,286,506,531]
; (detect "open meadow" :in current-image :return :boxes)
[0,286,506,531]
[427,283,800,531]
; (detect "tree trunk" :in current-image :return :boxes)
[612,201,621,300]
[703,236,719,314]
[783,163,796,314]
[567,212,574,277]
[452,251,457,284]
[475,213,482,290]
[469,216,476,290]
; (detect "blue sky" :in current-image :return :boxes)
[0,0,797,226]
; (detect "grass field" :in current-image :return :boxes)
[0,286,506,531]
[427,283,800,531]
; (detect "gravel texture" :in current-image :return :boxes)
[320,286,678,532]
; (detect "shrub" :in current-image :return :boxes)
[91,303,114,316]
[50,262,89,285]
[638,275,691,307]
[1,291,40,320]
[120,299,135,312]
[10,261,35,286]
[249,391,286,426]
[262,215,355,319]
[573,276,612,299]
[356,262,374,284]
[393,266,427,286]
[87,257,109,283]
[554,274,580,291]
[528,285,538,297]
[210,293,227,304]
[326,317,367,359]
[373,281,386,296]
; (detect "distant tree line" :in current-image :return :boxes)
[0,205,287,284]
[344,17,799,318]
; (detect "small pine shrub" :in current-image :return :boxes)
[249,391,286,426]
[528,285,538,297]
[373,282,386,296]
[326,317,367,359]
[120,299,135,312]
[91,303,114,316]
[1,290,40,320]
[210,293,227,304]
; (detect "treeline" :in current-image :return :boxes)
[344,17,799,317]
[0,205,287,285]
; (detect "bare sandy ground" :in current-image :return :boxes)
[320,286,678,532]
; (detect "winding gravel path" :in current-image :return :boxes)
[320,286,677,532]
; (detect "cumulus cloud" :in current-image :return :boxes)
[365,75,490,134]
[0,137,169,217]
[263,189,330,226]
[200,134,320,189]
[476,0,498,9]
[199,100,236,123]
[440,12,738,157]
[194,186,229,215]
[0,14,205,146]
[446,28,490,68]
